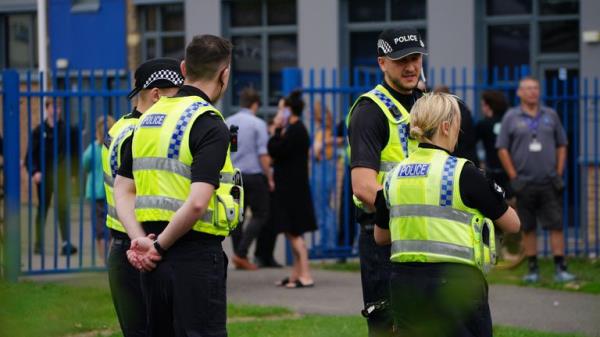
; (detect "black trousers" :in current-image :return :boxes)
[230,173,270,258]
[35,176,71,248]
[389,263,492,337]
[141,240,228,337]
[359,228,394,337]
[107,236,147,337]
[254,193,279,262]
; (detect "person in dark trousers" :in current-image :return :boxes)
[374,92,520,337]
[226,87,274,270]
[347,28,426,337]
[497,76,575,284]
[433,85,479,165]
[477,90,510,195]
[103,58,183,337]
[115,35,239,337]
[270,91,317,288]
[26,97,78,255]
[476,90,524,267]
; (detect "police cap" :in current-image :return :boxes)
[127,58,184,100]
[377,28,428,60]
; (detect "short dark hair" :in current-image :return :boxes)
[284,90,305,116]
[239,87,261,108]
[481,90,509,118]
[519,75,539,87]
[185,35,232,82]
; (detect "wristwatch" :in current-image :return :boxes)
[153,240,167,256]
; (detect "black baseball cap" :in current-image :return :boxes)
[377,28,427,60]
[127,58,184,100]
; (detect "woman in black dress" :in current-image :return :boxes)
[268,90,317,288]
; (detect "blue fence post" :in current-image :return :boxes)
[282,67,303,96]
[2,70,22,282]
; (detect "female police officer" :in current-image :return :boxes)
[373,93,520,337]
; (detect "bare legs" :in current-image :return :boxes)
[285,233,313,286]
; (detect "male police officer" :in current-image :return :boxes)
[102,58,183,337]
[114,35,242,337]
[347,27,426,337]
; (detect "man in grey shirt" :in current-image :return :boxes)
[226,87,274,270]
[496,76,575,283]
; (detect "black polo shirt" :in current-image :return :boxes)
[117,85,230,242]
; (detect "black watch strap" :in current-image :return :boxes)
[153,240,167,256]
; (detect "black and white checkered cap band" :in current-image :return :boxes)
[143,70,184,88]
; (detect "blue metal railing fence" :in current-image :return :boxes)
[281,66,600,261]
[1,65,599,278]
[2,69,131,277]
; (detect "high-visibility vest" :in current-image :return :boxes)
[384,147,496,273]
[132,95,243,236]
[346,84,418,211]
[102,114,139,233]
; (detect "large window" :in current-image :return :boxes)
[343,0,427,74]
[0,12,38,69]
[483,0,579,70]
[138,4,185,61]
[223,0,298,109]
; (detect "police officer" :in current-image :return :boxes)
[114,35,242,337]
[346,27,426,336]
[102,58,183,337]
[374,93,520,337]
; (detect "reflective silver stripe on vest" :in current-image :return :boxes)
[107,204,118,219]
[104,172,115,187]
[220,172,235,185]
[390,204,473,226]
[135,196,213,222]
[133,157,235,184]
[380,161,400,172]
[392,240,474,261]
[133,157,191,180]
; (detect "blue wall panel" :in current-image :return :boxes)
[49,0,126,70]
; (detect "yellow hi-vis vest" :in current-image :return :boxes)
[131,96,243,236]
[102,114,139,233]
[384,147,496,273]
[346,84,418,211]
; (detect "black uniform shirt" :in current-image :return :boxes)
[375,143,508,230]
[348,81,423,171]
[117,85,230,242]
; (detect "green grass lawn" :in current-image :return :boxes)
[0,279,591,337]
[314,258,600,294]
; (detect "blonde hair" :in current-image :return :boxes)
[96,115,115,144]
[410,93,460,143]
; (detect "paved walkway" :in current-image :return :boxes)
[228,268,600,337]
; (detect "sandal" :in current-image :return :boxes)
[275,277,291,287]
[285,280,315,289]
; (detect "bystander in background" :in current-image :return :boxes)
[496,76,575,283]
[83,115,115,265]
[227,87,274,270]
[270,91,317,288]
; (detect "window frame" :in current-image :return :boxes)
[138,3,186,62]
[0,11,38,70]
[222,0,298,114]
[477,0,580,77]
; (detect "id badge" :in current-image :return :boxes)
[529,139,542,152]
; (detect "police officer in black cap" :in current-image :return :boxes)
[346,27,427,337]
[103,58,183,337]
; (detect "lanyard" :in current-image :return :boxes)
[523,110,543,136]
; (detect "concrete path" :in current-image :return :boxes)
[228,268,600,337]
